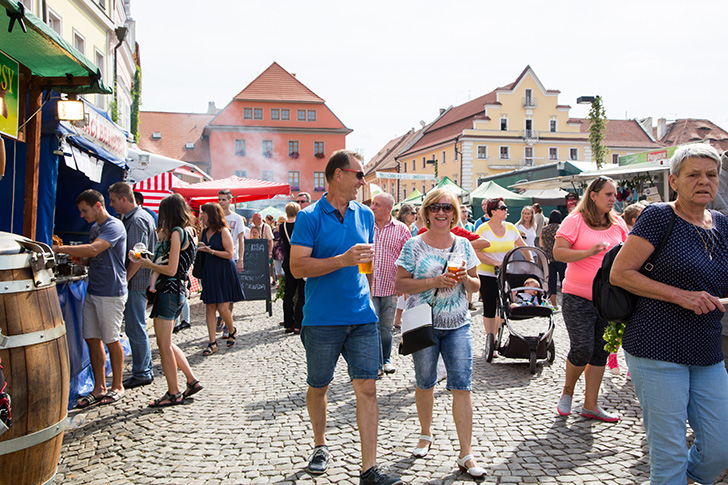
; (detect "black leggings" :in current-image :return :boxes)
[283,268,305,329]
[479,275,499,318]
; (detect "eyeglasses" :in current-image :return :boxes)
[427,203,455,213]
[295,199,308,204]
[496,205,508,211]
[340,168,365,180]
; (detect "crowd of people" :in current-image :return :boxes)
[52,144,728,484]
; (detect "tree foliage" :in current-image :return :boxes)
[588,96,609,169]
[130,63,142,142]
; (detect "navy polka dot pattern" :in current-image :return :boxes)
[622,203,728,366]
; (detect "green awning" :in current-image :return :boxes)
[0,0,112,94]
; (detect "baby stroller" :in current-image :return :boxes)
[484,246,556,374]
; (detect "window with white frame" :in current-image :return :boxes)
[403,162,407,173]
[412,160,416,172]
[235,170,247,178]
[314,141,324,156]
[297,110,306,121]
[288,140,299,155]
[261,170,274,182]
[524,147,534,166]
[403,187,407,199]
[307,110,316,121]
[235,139,246,156]
[477,146,487,159]
[453,146,458,161]
[47,8,61,35]
[314,171,326,191]
[94,50,106,109]
[549,147,558,161]
[612,153,619,164]
[281,109,290,120]
[271,109,279,120]
[422,157,426,169]
[73,30,85,56]
[254,108,263,120]
[549,119,557,132]
[500,118,508,131]
[569,148,578,161]
[499,146,510,160]
[288,171,300,190]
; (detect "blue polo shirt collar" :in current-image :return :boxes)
[319,193,357,217]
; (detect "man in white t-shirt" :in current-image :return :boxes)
[217,190,246,336]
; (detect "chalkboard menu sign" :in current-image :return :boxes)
[240,238,272,315]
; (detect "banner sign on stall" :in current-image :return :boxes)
[0,51,19,139]
[619,145,680,166]
[77,101,128,160]
[376,172,435,180]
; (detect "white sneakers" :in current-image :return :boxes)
[382,363,396,374]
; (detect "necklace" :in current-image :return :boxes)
[694,225,714,261]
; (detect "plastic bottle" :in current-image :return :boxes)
[66,413,86,428]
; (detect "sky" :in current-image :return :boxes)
[132,0,728,164]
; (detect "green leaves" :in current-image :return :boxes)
[603,320,624,353]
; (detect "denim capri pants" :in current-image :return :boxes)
[412,324,472,391]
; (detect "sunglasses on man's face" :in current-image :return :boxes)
[296,200,308,204]
[340,168,365,180]
[427,203,455,213]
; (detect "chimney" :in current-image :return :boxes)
[292,73,296,78]
[207,101,217,114]
[657,118,667,140]
[440,108,446,115]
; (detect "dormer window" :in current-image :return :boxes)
[152,132,162,140]
[185,143,195,150]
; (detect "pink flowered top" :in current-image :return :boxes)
[555,211,628,300]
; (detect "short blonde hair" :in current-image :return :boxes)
[419,188,460,230]
[285,202,301,218]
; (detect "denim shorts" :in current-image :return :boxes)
[300,322,380,388]
[412,324,473,391]
[150,292,184,321]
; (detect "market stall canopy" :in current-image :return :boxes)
[126,146,211,184]
[0,0,111,94]
[259,206,285,220]
[403,188,423,202]
[436,177,469,198]
[172,176,291,204]
[470,181,532,204]
[519,188,569,205]
[509,161,669,191]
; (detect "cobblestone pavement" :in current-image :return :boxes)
[57,294,728,484]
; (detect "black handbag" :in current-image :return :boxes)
[399,241,456,355]
[592,205,675,323]
[192,249,205,279]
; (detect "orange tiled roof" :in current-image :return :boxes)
[233,62,324,103]
[365,127,426,175]
[138,111,214,163]
[399,92,494,157]
[661,118,728,153]
[575,118,662,148]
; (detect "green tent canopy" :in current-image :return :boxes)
[0,0,112,94]
[470,181,531,204]
[403,188,422,202]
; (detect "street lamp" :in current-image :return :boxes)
[426,156,438,183]
[577,96,596,105]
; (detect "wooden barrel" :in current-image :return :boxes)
[0,232,69,485]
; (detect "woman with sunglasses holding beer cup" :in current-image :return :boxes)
[395,188,484,478]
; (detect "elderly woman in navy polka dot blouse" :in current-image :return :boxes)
[611,144,728,485]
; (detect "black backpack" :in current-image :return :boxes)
[592,205,675,323]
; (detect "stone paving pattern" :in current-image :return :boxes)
[57,295,728,484]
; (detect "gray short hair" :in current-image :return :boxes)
[374,192,394,208]
[669,144,722,176]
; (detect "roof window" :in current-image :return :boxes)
[152,132,162,140]
[185,142,195,149]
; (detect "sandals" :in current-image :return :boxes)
[203,341,218,356]
[148,391,184,408]
[76,393,105,409]
[226,327,237,347]
[100,390,125,406]
[183,379,203,399]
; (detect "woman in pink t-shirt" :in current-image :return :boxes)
[553,176,628,423]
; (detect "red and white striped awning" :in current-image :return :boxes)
[133,172,182,213]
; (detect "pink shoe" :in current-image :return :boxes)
[607,353,620,376]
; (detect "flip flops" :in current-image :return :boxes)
[76,393,105,409]
[100,390,125,406]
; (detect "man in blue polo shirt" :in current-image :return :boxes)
[290,150,401,485]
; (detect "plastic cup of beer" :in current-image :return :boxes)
[355,243,374,274]
[133,242,146,260]
[447,254,464,279]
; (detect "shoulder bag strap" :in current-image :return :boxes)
[431,240,457,305]
[642,205,676,273]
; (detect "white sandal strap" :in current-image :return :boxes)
[418,435,433,442]
[457,454,474,465]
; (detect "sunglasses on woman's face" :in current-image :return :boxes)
[427,203,455,213]
[496,205,508,211]
[340,168,365,180]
